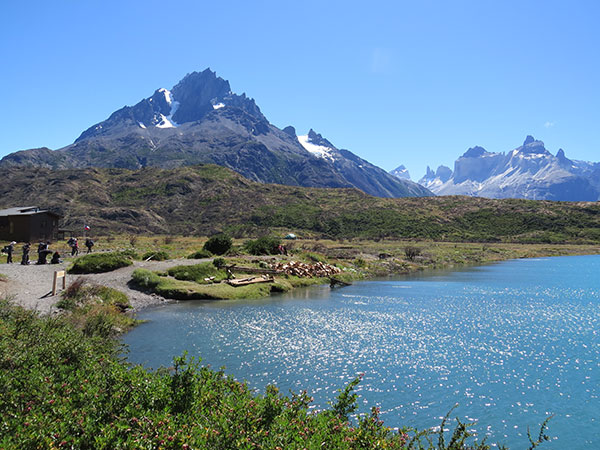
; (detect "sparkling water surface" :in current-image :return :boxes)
[122,255,600,448]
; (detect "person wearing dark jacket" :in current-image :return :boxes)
[6,241,15,263]
[50,251,61,264]
[37,242,50,264]
[21,242,30,265]
[85,238,94,253]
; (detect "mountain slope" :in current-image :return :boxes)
[0,69,430,198]
[1,165,600,243]
[417,136,600,201]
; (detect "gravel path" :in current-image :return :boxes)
[0,258,204,314]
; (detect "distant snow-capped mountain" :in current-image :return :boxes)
[389,165,411,180]
[415,136,600,201]
[0,68,431,198]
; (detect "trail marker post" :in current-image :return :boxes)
[52,270,66,296]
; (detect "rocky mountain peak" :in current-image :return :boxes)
[517,136,548,155]
[462,146,488,158]
[435,165,453,182]
[282,126,297,137]
[307,129,335,148]
[389,165,411,180]
[171,69,231,124]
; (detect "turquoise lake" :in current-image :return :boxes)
[122,255,600,449]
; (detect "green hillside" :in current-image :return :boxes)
[2,165,600,243]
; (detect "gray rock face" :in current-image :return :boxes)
[415,136,600,201]
[389,165,411,180]
[0,69,432,199]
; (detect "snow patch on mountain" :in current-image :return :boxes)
[297,135,336,161]
[213,102,225,110]
[155,114,177,129]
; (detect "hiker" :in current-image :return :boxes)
[5,241,15,264]
[50,251,62,264]
[21,242,30,265]
[37,242,50,264]
[85,238,94,253]
[67,237,79,256]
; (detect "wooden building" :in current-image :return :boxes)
[0,206,61,243]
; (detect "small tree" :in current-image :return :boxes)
[203,234,232,255]
[404,246,421,261]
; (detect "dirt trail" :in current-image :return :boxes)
[0,258,204,314]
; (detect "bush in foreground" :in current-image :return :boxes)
[68,252,133,274]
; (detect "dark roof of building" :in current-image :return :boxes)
[0,206,61,218]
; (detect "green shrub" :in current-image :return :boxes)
[131,268,161,288]
[244,236,281,255]
[212,257,227,268]
[142,250,170,261]
[118,249,139,259]
[187,249,213,259]
[405,246,422,261]
[68,252,133,274]
[203,234,232,255]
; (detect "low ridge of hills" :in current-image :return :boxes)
[401,136,600,201]
[0,69,430,199]
[2,165,600,243]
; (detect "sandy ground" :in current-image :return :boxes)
[0,257,204,314]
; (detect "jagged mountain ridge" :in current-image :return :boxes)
[412,136,600,201]
[0,69,431,198]
[389,165,410,180]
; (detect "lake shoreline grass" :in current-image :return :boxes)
[119,236,600,304]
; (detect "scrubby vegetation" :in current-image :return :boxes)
[203,234,232,255]
[56,278,137,337]
[0,299,550,449]
[68,252,134,274]
[3,165,600,244]
[244,236,281,255]
[187,249,212,259]
[141,250,170,261]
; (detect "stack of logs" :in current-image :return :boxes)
[271,260,342,278]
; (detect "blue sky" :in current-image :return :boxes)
[1,0,599,179]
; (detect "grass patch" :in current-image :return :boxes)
[68,251,133,274]
[131,268,272,300]
[167,262,227,284]
[56,278,136,336]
